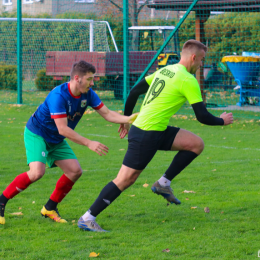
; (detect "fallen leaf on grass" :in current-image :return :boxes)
[212,169,216,171]
[11,104,22,107]
[72,220,75,223]
[62,240,67,242]
[129,195,135,197]
[84,109,95,115]
[18,207,22,210]
[185,198,189,200]
[89,252,100,257]
[191,207,197,209]
[32,201,35,204]
[119,149,125,151]
[193,227,195,230]
[10,212,23,216]
[143,183,149,188]
[204,207,210,213]
[162,248,170,252]
[182,190,195,193]
[221,211,224,214]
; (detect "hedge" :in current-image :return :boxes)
[0,63,17,90]
[35,69,69,91]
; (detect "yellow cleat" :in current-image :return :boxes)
[0,204,5,225]
[41,206,67,223]
[0,216,5,225]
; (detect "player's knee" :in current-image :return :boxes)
[28,169,45,182]
[183,136,204,154]
[194,138,204,154]
[75,168,83,178]
[69,167,82,180]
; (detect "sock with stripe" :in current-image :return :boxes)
[3,172,32,199]
[87,181,121,218]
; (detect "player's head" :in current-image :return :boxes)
[71,60,96,79]
[71,61,96,93]
[181,40,207,74]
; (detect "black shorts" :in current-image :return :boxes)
[123,125,180,170]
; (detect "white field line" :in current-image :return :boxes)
[208,144,260,151]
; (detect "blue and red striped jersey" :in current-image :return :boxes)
[26,82,103,144]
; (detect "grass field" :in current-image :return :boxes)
[0,103,260,259]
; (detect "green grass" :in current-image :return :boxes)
[0,103,260,259]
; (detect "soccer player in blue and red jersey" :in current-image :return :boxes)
[0,60,137,225]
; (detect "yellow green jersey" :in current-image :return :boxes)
[133,64,203,131]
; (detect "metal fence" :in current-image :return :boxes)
[0,0,260,118]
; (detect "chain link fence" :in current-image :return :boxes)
[0,0,260,118]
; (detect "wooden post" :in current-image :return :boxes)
[195,10,210,104]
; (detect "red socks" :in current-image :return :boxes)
[3,173,74,203]
[50,174,74,203]
[3,172,32,199]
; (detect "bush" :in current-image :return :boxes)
[35,68,69,91]
[0,63,17,90]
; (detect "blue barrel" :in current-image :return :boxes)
[222,56,260,84]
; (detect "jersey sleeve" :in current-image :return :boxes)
[145,72,156,86]
[89,88,104,110]
[181,76,203,105]
[47,92,67,119]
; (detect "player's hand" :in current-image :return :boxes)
[128,113,139,124]
[88,141,109,156]
[220,112,233,125]
[118,123,130,139]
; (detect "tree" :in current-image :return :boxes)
[98,0,151,50]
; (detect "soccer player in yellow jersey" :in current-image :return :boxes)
[77,40,233,232]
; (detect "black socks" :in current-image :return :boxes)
[45,198,58,211]
[164,151,198,181]
[88,181,121,217]
[0,194,9,206]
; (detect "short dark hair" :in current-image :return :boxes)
[70,60,96,78]
[182,39,207,53]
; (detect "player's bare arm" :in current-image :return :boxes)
[54,117,108,156]
[96,105,138,124]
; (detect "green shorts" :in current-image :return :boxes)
[24,127,77,168]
